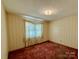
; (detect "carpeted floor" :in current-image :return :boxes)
[8,41,78,59]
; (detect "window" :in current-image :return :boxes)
[25,22,43,39]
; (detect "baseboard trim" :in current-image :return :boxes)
[48,40,78,50]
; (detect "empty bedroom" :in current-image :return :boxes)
[1,0,78,59]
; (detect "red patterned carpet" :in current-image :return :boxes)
[8,41,78,59]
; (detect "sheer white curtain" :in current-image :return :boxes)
[25,21,43,46]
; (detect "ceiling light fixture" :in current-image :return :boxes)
[41,8,57,16]
[44,10,53,15]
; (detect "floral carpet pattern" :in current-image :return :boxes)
[8,41,78,59]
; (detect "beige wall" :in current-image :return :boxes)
[49,15,78,49]
[1,4,8,59]
[7,13,25,51]
[43,22,49,40]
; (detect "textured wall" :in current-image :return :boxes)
[7,13,25,51]
[49,15,78,49]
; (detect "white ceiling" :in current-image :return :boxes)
[3,0,77,21]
